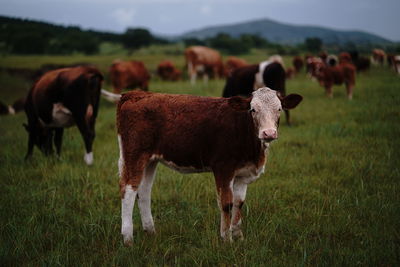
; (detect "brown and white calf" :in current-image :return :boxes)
[24,66,103,165]
[117,88,302,245]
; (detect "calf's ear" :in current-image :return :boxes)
[228,96,251,111]
[281,94,303,110]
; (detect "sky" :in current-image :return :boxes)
[1,0,399,41]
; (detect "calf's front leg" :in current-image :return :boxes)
[231,178,248,240]
[214,170,234,242]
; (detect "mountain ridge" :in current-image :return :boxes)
[179,18,392,45]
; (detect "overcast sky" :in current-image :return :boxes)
[1,0,399,41]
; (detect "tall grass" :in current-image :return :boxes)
[0,55,399,265]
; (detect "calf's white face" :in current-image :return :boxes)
[250,87,282,142]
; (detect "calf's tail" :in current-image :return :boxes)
[101,89,121,103]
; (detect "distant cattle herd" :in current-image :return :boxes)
[0,46,398,245]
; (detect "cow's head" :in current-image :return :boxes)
[229,87,303,143]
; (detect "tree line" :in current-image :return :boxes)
[1,16,398,55]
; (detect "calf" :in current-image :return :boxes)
[222,61,294,125]
[117,88,303,245]
[110,60,150,93]
[24,66,103,165]
[312,62,356,99]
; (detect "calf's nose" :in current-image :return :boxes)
[262,129,278,140]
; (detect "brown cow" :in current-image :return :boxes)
[184,46,224,84]
[157,60,182,81]
[349,51,370,72]
[339,52,352,64]
[110,60,150,93]
[225,56,248,76]
[117,88,303,245]
[24,66,103,165]
[292,56,304,73]
[311,61,356,99]
[372,49,386,65]
[389,55,400,74]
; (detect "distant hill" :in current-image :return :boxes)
[179,18,392,45]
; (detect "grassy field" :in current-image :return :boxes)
[0,52,399,266]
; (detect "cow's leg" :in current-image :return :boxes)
[203,73,209,84]
[54,128,64,156]
[346,84,353,100]
[118,136,149,246]
[191,72,197,85]
[43,130,54,155]
[214,169,234,242]
[25,131,35,160]
[138,161,157,234]
[74,112,95,165]
[325,85,333,98]
[188,62,196,85]
[231,178,248,240]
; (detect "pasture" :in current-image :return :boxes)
[0,50,399,266]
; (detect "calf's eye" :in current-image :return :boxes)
[249,108,256,113]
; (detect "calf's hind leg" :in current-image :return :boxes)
[119,137,150,245]
[138,161,158,234]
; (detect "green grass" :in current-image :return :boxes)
[0,53,399,266]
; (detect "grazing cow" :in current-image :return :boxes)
[339,52,370,72]
[222,61,294,125]
[390,55,400,74]
[24,66,103,165]
[184,46,224,84]
[157,60,182,81]
[225,56,248,76]
[292,56,304,73]
[319,51,328,62]
[117,88,303,245]
[372,49,386,65]
[306,56,323,75]
[110,60,150,93]
[349,51,370,72]
[339,52,352,64]
[312,61,356,99]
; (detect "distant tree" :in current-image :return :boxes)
[304,37,323,52]
[11,32,48,54]
[239,34,269,48]
[183,38,206,47]
[122,28,153,52]
[207,33,251,55]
